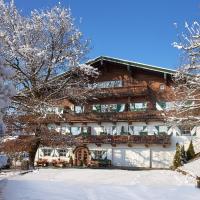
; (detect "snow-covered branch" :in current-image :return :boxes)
[170,21,200,125]
[0,0,98,118]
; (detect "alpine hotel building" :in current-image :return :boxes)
[35,56,200,168]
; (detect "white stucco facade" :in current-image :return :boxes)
[35,122,200,169]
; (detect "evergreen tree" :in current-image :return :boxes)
[186,141,195,161]
[180,145,187,164]
[173,143,182,169]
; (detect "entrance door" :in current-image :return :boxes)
[74,146,90,166]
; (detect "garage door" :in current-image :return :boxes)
[151,150,174,169]
[112,148,150,168]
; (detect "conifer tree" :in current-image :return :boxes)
[173,143,182,169]
[186,140,195,161]
[180,145,187,164]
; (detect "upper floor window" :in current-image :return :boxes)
[155,125,168,135]
[89,80,123,89]
[133,126,148,135]
[180,126,192,136]
[61,125,70,134]
[130,102,147,111]
[156,101,174,111]
[42,148,53,157]
[45,106,64,115]
[92,104,125,113]
[73,105,84,113]
[71,127,81,135]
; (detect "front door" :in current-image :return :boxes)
[74,146,90,166]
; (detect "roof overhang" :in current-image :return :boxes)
[87,56,176,75]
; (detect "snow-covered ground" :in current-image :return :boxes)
[180,158,200,178]
[1,169,200,200]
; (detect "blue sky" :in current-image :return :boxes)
[14,0,200,69]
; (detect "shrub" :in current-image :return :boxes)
[173,143,181,169]
[186,140,195,161]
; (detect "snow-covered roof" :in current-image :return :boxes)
[87,56,176,75]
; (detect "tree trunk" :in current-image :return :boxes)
[28,138,40,169]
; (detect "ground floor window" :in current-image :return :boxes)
[42,148,53,156]
[91,150,107,160]
[57,149,68,157]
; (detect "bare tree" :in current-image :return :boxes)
[0,0,98,117]
[0,0,98,166]
[171,21,200,126]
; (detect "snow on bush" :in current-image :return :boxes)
[179,158,200,178]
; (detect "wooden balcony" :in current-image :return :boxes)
[41,134,171,147]
[38,110,164,124]
[81,135,171,146]
[93,85,148,98]
[57,84,148,99]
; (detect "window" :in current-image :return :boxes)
[71,127,81,135]
[147,126,158,135]
[134,126,147,135]
[156,102,174,111]
[119,126,128,135]
[57,149,68,157]
[101,104,117,112]
[155,125,168,135]
[92,104,101,112]
[180,126,192,136]
[47,124,56,131]
[45,107,63,114]
[74,105,84,113]
[91,150,107,160]
[93,126,104,135]
[42,148,53,156]
[89,80,122,89]
[61,125,70,135]
[92,104,125,113]
[112,126,117,135]
[130,102,147,111]
[82,127,91,135]
[128,126,134,135]
[104,127,112,135]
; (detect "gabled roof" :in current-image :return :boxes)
[87,56,176,75]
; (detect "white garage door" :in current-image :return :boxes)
[152,150,175,169]
[112,148,150,168]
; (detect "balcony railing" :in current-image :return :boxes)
[57,83,148,99]
[40,134,171,146]
[94,85,148,98]
[36,110,164,123]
